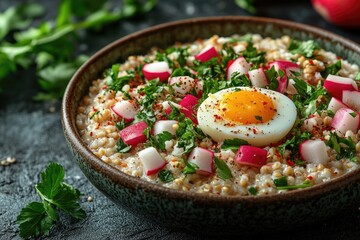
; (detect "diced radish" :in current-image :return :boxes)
[187,147,214,175]
[331,107,360,135]
[111,100,138,122]
[195,45,218,62]
[300,139,329,164]
[138,147,166,175]
[226,57,250,80]
[169,76,196,96]
[269,60,300,76]
[235,145,267,168]
[153,120,178,136]
[327,97,348,113]
[142,61,171,81]
[323,74,358,99]
[342,90,360,112]
[248,68,268,88]
[119,121,148,146]
[179,94,199,124]
[269,60,300,93]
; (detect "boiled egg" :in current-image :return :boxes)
[197,87,297,147]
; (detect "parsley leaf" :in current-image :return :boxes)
[155,131,174,151]
[242,42,265,65]
[182,160,198,175]
[17,162,86,239]
[273,176,287,187]
[158,169,175,183]
[264,66,279,91]
[288,39,320,58]
[214,157,233,180]
[116,138,132,153]
[248,186,258,195]
[320,60,342,78]
[326,132,356,160]
[234,0,257,14]
[275,180,312,190]
[221,138,248,150]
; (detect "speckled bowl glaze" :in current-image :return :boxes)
[62,16,360,236]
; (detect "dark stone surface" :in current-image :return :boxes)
[1,0,360,239]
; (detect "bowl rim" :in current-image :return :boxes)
[62,16,360,205]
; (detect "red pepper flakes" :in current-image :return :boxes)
[102,85,108,90]
[90,132,93,137]
[309,60,314,65]
[307,175,313,180]
[252,128,257,134]
[287,160,295,167]
[214,114,222,120]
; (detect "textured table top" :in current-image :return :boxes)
[1,0,360,239]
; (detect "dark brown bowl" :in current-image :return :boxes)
[62,16,360,236]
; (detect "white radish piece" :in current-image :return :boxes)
[300,139,329,164]
[168,76,196,96]
[342,90,360,112]
[269,60,300,76]
[138,147,166,175]
[303,117,318,132]
[235,145,267,168]
[323,74,358,99]
[142,61,171,81]
[286,79,298,95]
[187,147,214,175]
[195,45,218,62]
[111,100,138,122]
[153,120,178,136]
[248,68,268,88]
[119,121,148,146]
[226,57,250,80]
[327,97,348,113]
[331,107,360,135]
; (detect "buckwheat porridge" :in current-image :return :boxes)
[76,34,360,196]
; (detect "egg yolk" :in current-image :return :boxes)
[219,90,276,124]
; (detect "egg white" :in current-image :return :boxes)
[197,87,297,147]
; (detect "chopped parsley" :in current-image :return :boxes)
[255,115,263,121]
[214,157,233,180]
[89,110,100,119]
[276,180,312,190]
[278,131,312,157]
[158,170,175,183]
[106,65,135,92]
[264,66,280,91]
[248,186,258,195]
[288,39,320,58]
[355,72,360,81]
[320,60,342,78]
[242,42,265,66]
[273,176,288,187]
[326,132,357,160]
[116,138,131,153]
[16,163,86,239]
[221,138,248,150]
[182,160,198,175]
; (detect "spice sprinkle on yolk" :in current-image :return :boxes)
[219,90,276,125]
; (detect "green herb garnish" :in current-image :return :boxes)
[234,0,257,14]
[273,176,288,187]
[248,186,258,195]
[158,169,175,183]
[255,115,263,121]
[355,72,360,81]
[320,60,342,78]
[182,160,198,175]
[276,180,312,190]
[214,157,233,180]
[16,163,86,239]
[288,39,320,58]
[221,138,248,150]
[116,138,132,153]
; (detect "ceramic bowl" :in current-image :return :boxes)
[62,16,360,236]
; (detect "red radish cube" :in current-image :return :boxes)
[235,145,267,168]
[138,147,166,175]
[111,100,138,122]
[226,57,250,80]
[342,90,360,112]
[269,60,300,76]
[195,45,218,62]
[153,120,178,136]
[119,121,148,146]
[187,147,214,175]
[179,94,199,124]
[169,76,196,96]
[300,139,329,164]
[142,61,171,81]
[331,107,360,135]
[323,74,358,99]
[327,97,348,113]
[248,68,268,88]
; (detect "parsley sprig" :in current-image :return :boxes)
[16,162,86,239]
[288,39,320,58]
[0,0,157,99]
